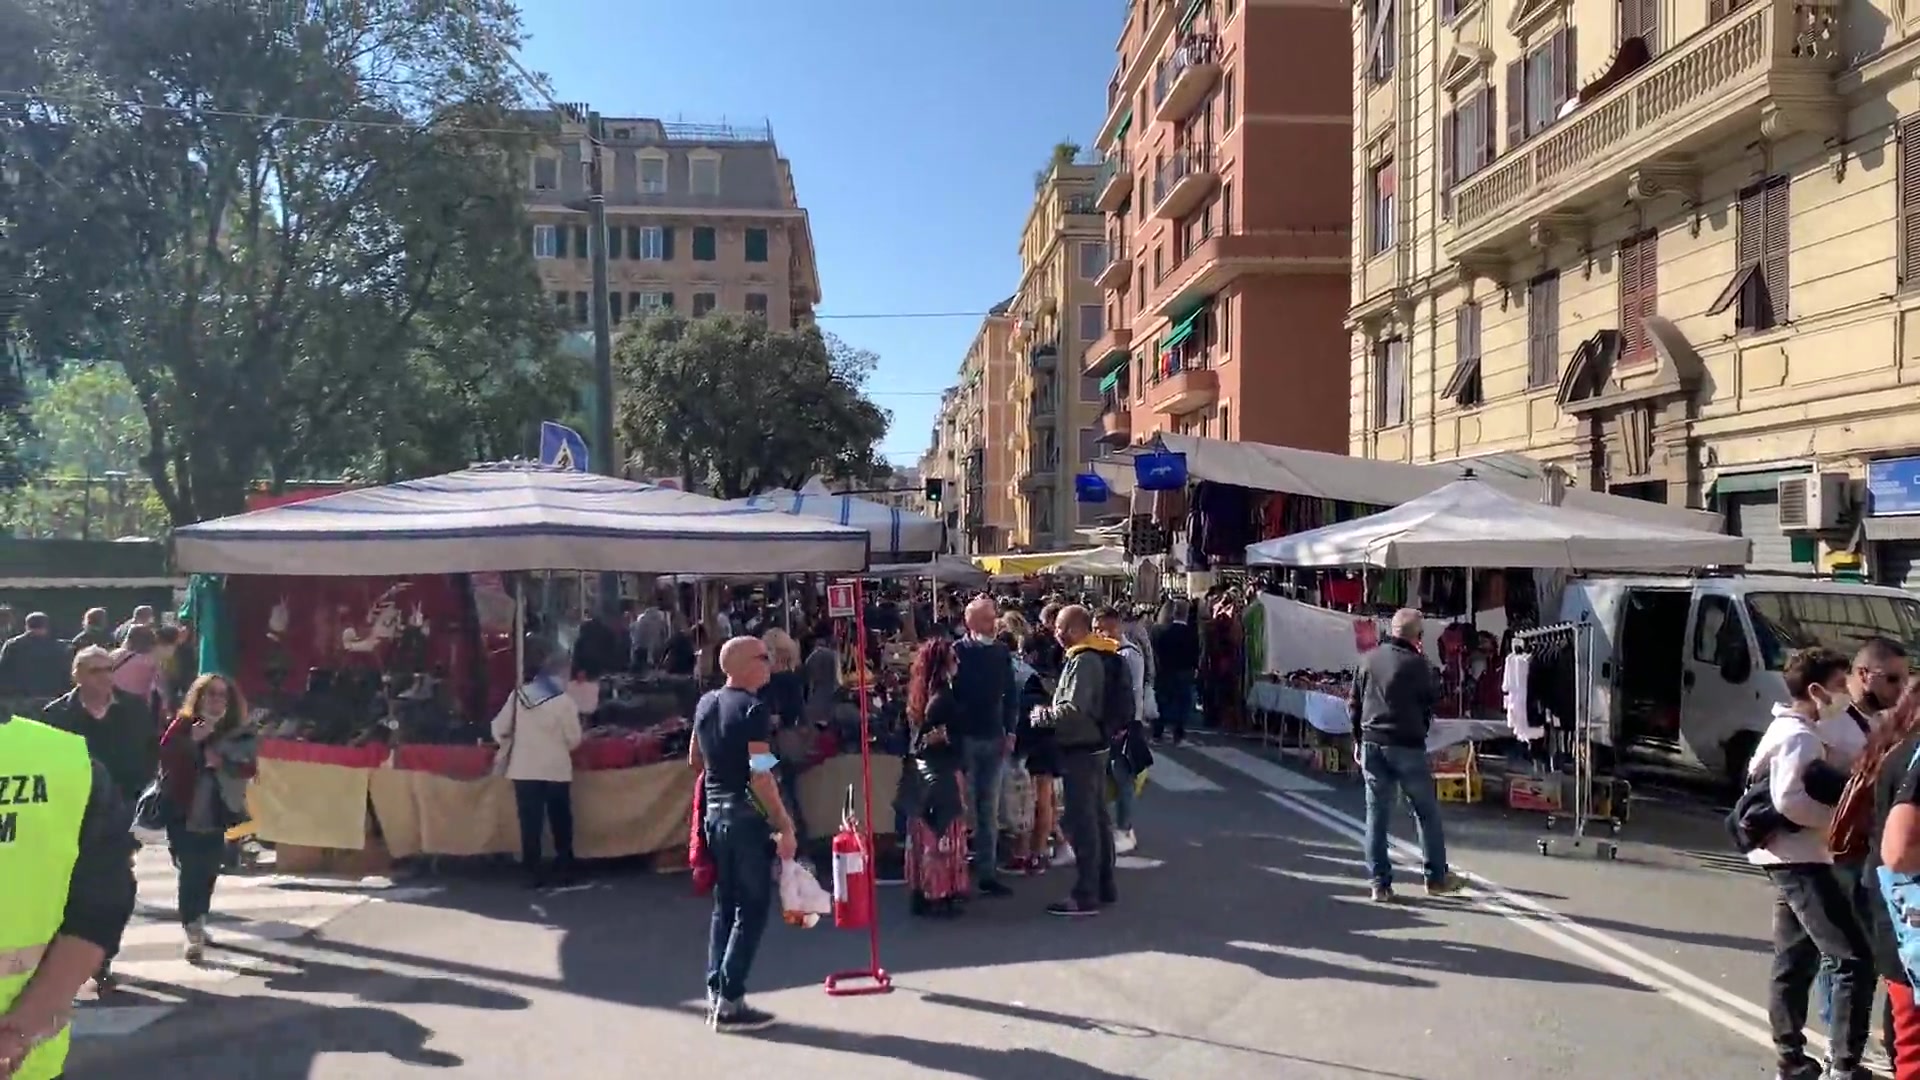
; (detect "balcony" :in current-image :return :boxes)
[1144,359,1219,415]
[1152,148,1217,220]
[1447,0,1840,261]
[1095,153,1131,212]
[1152,35,1221,124]
[1063,193,1100,217]
[1096,239,1132,291]
[1018,458,1059,492]
[1084,325,1132,375]
[1030,340,1059,371]
[1029,392,1058,425]
[1148,229,1350,317]
[1098,401,1132,445]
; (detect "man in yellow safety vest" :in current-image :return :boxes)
[0,714,137,1080]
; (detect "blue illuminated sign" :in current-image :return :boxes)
[1867,456,1920,516]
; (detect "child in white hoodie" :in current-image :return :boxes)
[1746,646,1875,1080]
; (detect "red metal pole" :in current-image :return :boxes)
[824,576,892,996]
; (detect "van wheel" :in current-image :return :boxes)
[1723,732,1760,791]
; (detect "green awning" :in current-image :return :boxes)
[1179,0,1206,31]
[1115,110,1133,140]
[1159,307,1205,351]
[1709,467,1803,498]
[1098,369,1122,393]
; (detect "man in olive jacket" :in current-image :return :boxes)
[1032,605,1119,918]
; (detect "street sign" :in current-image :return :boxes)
[826,581,857,618]
[539,421,589,472]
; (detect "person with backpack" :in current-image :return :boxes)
[1096,607,1152,856]
[1029,604,1122,918]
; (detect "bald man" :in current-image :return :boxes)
[689,635,796,1033]
[1349,608,1461,903]
[953,596,1018,897]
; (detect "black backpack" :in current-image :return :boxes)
[1095,649,1135,741]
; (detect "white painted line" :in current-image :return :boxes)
[119,915,341,951]
[1144,754,1225,792]
[1261,790,1789,1055]
[135,889,373,913]
[71,1004,177,1038]
[1190,745,1332,794]
[1115,856,1165,870]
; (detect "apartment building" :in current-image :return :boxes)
[1008,162,1116,550]
[1348,0,1920,582]
[952,300,1022,553]
[524,109,820,331]
[1087,0,1352,458]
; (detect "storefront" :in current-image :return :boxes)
[1867,455,1920,592]
[1708,466,1810,574]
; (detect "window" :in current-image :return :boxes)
[1222,70,1236,128]
[692,227,717,261]
[1078,304,1103,341]
[692,292,716,317]
[1527,272,1560,388]
[1371,338,1407,427]
[1617,230,1659,365]
[573,291,589,326]
[1368,158,1396,256]
[1441,89,1496,216]
[1078,241,1106,279]
[1691,595,1735,663]
[639,155,666,194]
[1440,0,1458,19]
[1366,0,1396,81]
[1222,180,1232,233]
[1617,0,1659,52]
[634,226,663,261]
[532,224,558,259]
[1220,402,1231,440]
[532,156,558,190]
[1506,28,1575,148]
[1747,592,1920,671]
[744,228,769,263]
[609,291,623,323]
[571,225,589,260]
[1217,295,1231,352]
[1080,373,1102,401]
[690,155,720,196]
[1445,301,1483,407]
[1153,246,1163,284]
[1710,176,1789,331]
[552,290,568,315]
[606,225,621,260]
[745,293,769,320]
[1077,428,1099,468]
[1902,117,1920,287]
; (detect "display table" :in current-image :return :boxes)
[1246,682,1505,753]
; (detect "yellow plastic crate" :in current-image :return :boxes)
[1435,771,1483,803]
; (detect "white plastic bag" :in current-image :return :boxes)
[778,858,832,928]
[1000,766,1036,835]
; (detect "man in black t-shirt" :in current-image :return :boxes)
[1866,725,1920,1070]
[690,635,797,1035]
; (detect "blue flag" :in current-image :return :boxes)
[539,422,589,472]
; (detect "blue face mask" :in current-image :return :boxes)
[749,752,780,774]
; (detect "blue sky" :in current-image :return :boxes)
[515,0,1119,469]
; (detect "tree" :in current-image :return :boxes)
[1034,140,1082,189]
[614,313,892,499]
[0,364,173,537]
[1,0,574,523]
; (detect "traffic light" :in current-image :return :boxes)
[924,477,943,504]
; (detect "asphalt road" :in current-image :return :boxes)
[67,737,1803,1078]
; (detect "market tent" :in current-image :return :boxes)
[1094,433,1724,532]
[732,487,945,561]
[1046,546,1132,577]
[867,554,990,586]
[1244,477,1751,570]
[173,464,872,576]
[973,548,1104,576]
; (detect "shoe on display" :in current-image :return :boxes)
[1113,829,1137,855]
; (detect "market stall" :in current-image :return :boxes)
[732,483,946,563]
[172,463,875,864]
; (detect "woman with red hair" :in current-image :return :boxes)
[902,638,969,916]
[1862,675,1920,1076]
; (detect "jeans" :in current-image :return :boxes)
[1767,864,1874,1073]
[512,779,575,878]
[1359,742,1450,889]
[705,804,775,1003]
[961,736,1006,884]
[167,825,225,926]
[1153,672,1195,742]
[777,765,809,847]
[1814,859,1868,1031]
[1059,748,1117,905]
[1109,753,1137,833]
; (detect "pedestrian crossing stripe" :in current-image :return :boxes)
[1141,754,1225,793]
[1187,745,1333,794]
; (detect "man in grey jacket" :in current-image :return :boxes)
[1031,605,1120,918]
[1349,608,1463,903]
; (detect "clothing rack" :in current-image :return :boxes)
[1510,620,1622,860]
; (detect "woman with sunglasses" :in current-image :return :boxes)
[156,674,257,962]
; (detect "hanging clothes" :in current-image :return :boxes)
[1503,652,1542,739]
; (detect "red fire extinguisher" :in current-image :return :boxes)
[831,790,872,931]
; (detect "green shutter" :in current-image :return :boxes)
[1098,369,1121,393]
[606,225,621,260]
[572,226,589,259]
[554,225,569,258]
[1179,0,1205,31]
[1115,110,1133,140]
[661,227,675,261]
[1159,307,1205,350]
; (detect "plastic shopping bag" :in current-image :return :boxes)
[1000,766,1036,835]
[778,858,832,928]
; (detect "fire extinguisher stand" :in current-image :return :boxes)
[824,578,893,996]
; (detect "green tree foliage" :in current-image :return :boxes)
[0,364,170,538]
[614,313,892,499]
[0,0,575,523]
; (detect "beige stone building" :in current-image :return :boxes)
[1349,0,1920,582]
[918,302,1023,555]
[525,110,819,331]
[1008,162,1118,550]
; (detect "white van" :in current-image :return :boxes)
[1556,575,1920,784]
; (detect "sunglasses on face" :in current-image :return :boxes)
[79,666,113,677]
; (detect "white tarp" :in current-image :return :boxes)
[1045,546,1132,577]
[733,487,945,561]
[1254,592,1509,675]
[867,555,990,586]
[1244,477,1750,570]
[1095,433,1725,532]
[173,465,872,577]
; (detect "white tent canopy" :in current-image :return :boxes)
[867,554,990,586]
[732,485,945,561]
[1095,433,1724,533]
[1244,477,1751,570]
[173,464,873,576]
[1045,546,1133,577]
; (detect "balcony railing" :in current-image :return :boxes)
[1063,193,1099,216]
[1030,340,1060,369]
[1153,147,1216,219]
[1153,35,1220,122]
[1095,152,1131,212]
[1448,0,1839,257]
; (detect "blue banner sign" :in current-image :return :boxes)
[539,422,589,472]
[1867,456,1920,516]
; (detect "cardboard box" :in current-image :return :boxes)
[1506,776,1563,813]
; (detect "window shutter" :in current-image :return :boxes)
[607,226,621,260]
[662,291,675,311]
[1505,62,1526,149]
[1442,109,1458,216]
[1549,28,1576,117]
[627,227,641,260]
[1901,119,1920,285]
[661,227,675,261]
[1617,237,1640,357]
[1617,0,1639,42]
[554,226,569,258]
[1636,231,1659,356]
[1708,0,1728,21]
[573,226,589,259]
[1640,0,1660,51]
[1736,184,1765,266]
[1762,178,1790,321]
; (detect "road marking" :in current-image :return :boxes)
[1144,754,1225,792]
[1261,790,1790,1055]
[1189,745,1332,794]
[1115,856,1165,870]
[69,1005,177,1038]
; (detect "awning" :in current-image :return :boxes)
[1866,516,1920,542]
[1159,308,1204,351]
[1709,467,1805,498]
[1098,368,1122,393]
[1179,0,1207,30]
[1115,110,1133,140]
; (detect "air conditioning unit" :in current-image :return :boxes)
[1775,472,1849,532]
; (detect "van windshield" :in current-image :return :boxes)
[1746,591,1920,670]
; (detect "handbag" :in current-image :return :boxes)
[132,778,169,832]
[1831,767,1879,860]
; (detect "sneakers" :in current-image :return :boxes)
[1046,899,1101,918]
[1369,885,1395,903]
[1773,1058,1822,1080]
[182,920,207,963]
[1424,874,1468,897]
[1113,829,1138,855]
[710,998,777,1034]
[1050,843,1076,868]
